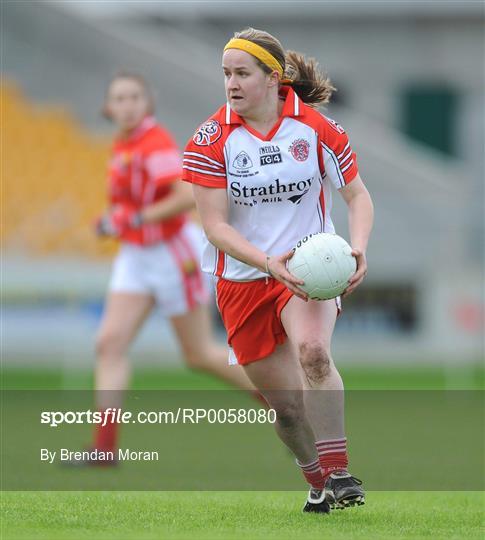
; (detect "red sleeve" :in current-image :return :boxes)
[144,131,182,187]
[108,148,131,206]
[318,116,358,189]
[182,119,227,188]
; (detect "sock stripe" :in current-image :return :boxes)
[301,464,321,473]
[316,443,346,450]
[316,437,347,446]
[316,438,349,482]
[296,458,325,490]
[296,458,320,472]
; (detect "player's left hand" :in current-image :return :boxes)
[95,206,142,237]
[343,248,367,297]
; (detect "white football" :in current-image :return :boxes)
[287,233,356,300]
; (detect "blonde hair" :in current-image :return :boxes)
[102,71,155,119]
[233,28,335,108]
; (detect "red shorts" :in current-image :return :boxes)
[216,277,293,365]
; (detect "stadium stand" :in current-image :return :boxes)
[3,81,115,258]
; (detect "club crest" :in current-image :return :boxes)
[193,120,222,146]
[289,139,310,162]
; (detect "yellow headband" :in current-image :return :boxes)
[224,38,284,78]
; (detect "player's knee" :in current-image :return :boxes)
[183,349,202,369]
[95,332,126,360]
[182,345,215,370]
[298,341,332,384]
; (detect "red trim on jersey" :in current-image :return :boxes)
[317,133,325,178]
[344,169,358,185]
[219,87,302,141]
[182,119,228,188]
[183,174,226,188]
[215,249,226,277]
[221,87,302,126]
[223,104,242,126]
[297,107,359,187]
[183,154,225,177]
[240,117,286,142]
[319,188,325,229]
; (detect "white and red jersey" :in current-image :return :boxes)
[109,115,186,245]
[182,87,359,281]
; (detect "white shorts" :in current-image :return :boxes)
[109,222,209,317]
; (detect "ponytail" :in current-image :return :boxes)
[232,28,335,108]
[284,51,335,107]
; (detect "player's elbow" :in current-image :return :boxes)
[205,229,220,248]
[348,187,374,215]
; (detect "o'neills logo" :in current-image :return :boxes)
[259,144,282,166]
[230,177,312,205]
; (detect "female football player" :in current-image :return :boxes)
[183,29,374,513]
[88,72,253,460]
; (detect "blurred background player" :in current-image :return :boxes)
[183,29,374,513]
[85,72,253,461]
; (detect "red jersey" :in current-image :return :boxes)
[108,116,186,245]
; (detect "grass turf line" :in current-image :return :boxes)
[2,491,484,540]
[3,363,484,390]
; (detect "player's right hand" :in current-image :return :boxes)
[267,250,308,301]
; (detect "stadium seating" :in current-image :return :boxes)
[3,81,116,257]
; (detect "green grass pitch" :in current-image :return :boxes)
[2,491,483,539]
[2,364,484,539]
